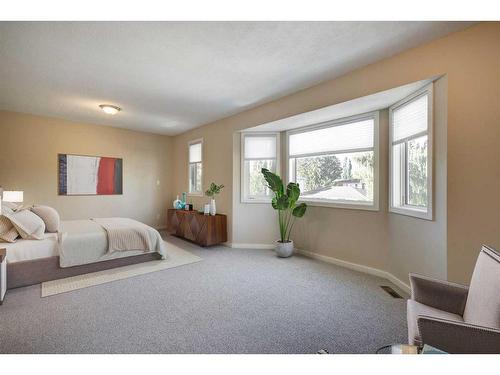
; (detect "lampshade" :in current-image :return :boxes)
[3,191,24,203]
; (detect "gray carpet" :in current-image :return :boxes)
[0,234,407,354]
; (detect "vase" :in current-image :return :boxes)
[173,195,182,209]
[210,198,216,216]
[181,192,187,209]
[204,204,210,215]
[275,240,294,258]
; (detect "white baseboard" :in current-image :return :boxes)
[227,242,276,250]
[296,248,410,294]
[227,242,410,294]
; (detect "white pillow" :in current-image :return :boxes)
[6,209,46,240]
[31,205,60,233]
[0,215,19,243]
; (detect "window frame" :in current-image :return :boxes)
[240,132,280,204]
[389,84,433,220]
[187,138,204,196]
[285,111,380,211]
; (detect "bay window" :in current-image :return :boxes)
[241,133,279,202]
[287,112,379,210]
[389,85,433,219]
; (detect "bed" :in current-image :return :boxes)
[4,218,166,289]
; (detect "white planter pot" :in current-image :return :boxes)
[275,240,294,258]
[210,198,216,216]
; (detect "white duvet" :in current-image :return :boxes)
[5,218,166,268]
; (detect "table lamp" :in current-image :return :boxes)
[1,190,24,215]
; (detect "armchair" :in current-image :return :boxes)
[407,245,500,353]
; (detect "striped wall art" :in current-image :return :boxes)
[58,154,123,195]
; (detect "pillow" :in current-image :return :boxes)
[6,209,46,240]
[31,205,60,233]
[0,215,19,243]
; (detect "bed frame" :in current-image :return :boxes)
[7,253,162,289]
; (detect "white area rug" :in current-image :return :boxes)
[41,242,201,297]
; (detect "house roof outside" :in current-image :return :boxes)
[302,185,370,201]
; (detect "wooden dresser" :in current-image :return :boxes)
[166,209,227,247]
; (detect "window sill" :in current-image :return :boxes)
[241,198,272,204]
[299,199,379,212]
[389,206,433,220]
[188,192,204,197]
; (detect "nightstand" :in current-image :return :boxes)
[0,248,6,304]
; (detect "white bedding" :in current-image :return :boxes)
[3,218,166,267]
[4,233,58,263]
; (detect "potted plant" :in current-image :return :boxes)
[261,168,307,257]
[205,182,224,216]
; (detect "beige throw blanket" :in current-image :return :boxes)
[91,218,166,257]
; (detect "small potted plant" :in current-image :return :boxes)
[261,168,307,257]
[205,182,224,216]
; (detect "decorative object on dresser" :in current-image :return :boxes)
[0,248,6,304]
[173,192,187,209]
[205,182,224,216]
[166,209,227,246]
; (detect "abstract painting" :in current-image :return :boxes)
[58,154,123,195]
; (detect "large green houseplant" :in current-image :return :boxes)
[261,168,307,257]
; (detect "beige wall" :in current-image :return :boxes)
[172,23,500,284]
[232,132,279,246]
[293,110,390,271]
[0,111,173,228]
[388,77,448,282]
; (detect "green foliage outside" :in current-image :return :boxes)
[295,151,374,200]
[247,160,275,197]
[296,155,342,192]
[407,137,428,207]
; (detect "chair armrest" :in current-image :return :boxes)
[409,273,469,315]
[417,316,500,354]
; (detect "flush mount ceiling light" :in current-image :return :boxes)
[99,104,121,115]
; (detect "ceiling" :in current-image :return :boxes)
[0,22,473,135]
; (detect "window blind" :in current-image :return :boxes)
[392,94,428,143]
[289,118,374,157]
[189,142,202,163]
[244,135,277,159]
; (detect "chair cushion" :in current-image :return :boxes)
[407,299,463,345]
[463,246,500,329]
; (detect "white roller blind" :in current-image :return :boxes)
[392,94,428,143]
[289,118,374,157]
[189,142,202,163]
[244,135,277,159]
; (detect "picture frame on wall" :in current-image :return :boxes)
[58,154,123,196]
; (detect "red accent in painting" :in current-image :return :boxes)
[97,157,116,194]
